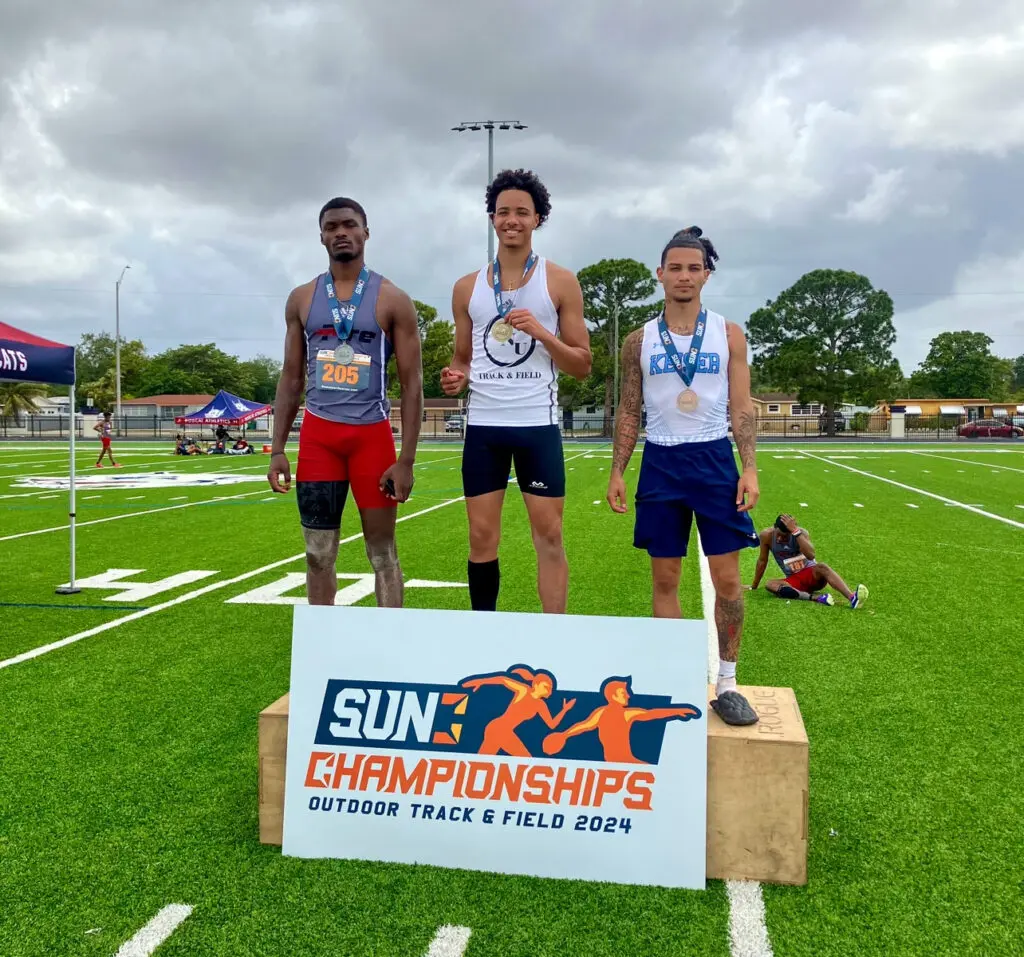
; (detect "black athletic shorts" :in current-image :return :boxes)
[462,424,565,498]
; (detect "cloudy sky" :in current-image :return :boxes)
[2,0,1023,377]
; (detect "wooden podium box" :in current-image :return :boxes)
[705,684,808,885]
[258,683,808,886]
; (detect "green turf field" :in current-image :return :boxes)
[1,439,1022,956]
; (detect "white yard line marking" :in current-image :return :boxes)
[115,904,192,957]
[126,496,144,501]
[854,503,864,508]
[906,504,919,508]
[800,451,1024,530]
[424,924,472,957]
[0,496,466,671]
[697,549,773,957]
[169,496,188,501]
[910,450,1024,475]
[727,881,775,957]
[0,490,269,543]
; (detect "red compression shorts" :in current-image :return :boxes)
[101,436,111,448]
[785,565,823,593]
[295,412,396,510]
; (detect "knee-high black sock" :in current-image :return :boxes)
[468,559,500,611]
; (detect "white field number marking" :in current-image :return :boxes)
[227,572,468,605]
[57,568,218,602]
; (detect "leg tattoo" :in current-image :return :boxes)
[715,594,744,662]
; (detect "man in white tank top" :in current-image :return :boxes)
[440,169,591,614]
[606,227,762,726]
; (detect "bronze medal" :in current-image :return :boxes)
[676,389,699,413]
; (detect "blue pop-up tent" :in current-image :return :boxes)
[173,389,271,427]
[0,322,80,594]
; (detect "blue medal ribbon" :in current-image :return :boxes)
[492,251,537,318]
[657,308,707,389]
[325,265,371,344]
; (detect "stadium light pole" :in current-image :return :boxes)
[450,121,527,262]
[114,264,130,419]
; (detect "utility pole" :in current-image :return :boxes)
[114,264,130,419]
[611,300,621,438]
[450,120,527,262]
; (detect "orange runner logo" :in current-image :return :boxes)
[313,663,701,766]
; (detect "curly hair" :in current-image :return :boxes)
[485,168,551,226]
[660,225,719,271]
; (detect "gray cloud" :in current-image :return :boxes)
[1,0,1023,374]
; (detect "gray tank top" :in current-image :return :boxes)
[770,529,816,575]
[303,269,392,425]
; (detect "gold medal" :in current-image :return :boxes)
[676,388,699,413]
[491,321,514,343]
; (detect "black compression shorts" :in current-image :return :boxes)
[461,424,565,498]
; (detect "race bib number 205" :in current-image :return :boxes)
[316,350,371,392]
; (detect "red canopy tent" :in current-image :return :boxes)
[0,322,80,593]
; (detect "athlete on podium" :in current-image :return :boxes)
[607,227,761,725]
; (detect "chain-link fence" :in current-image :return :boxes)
[1,410,1018,443]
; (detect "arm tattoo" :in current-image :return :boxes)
[734,409,757,472]
[714,595,745,662]
[612,330,644,475]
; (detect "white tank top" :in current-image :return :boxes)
[465,257,559,427]
[641,308,730,445]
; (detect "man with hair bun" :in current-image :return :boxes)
[441,168,592,615]
[607,225,762,726]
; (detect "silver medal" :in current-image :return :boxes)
[335,343,355,365]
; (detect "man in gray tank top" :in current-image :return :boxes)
[267,197,424,608]
[748,513,868,609]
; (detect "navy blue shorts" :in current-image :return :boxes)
[462,424,565,498]
[633,437,759,558]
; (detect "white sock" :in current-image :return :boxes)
[716,660,737,696]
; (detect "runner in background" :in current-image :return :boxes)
[94,412,120,468]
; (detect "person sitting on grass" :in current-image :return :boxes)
[747,513,868,609]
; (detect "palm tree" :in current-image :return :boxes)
[0,381,48,429]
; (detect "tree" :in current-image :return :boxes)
[385,309,454,400]
[912,331,1008,399]
[413,300,438,337]
[75,332,149,398]
[80,371,117,412]
[238,355,282,404]
[0,381,48,427]
[577,258,658,435]
[747,269,901,432]
[1013,354,1024,393]
[138,344,249,397]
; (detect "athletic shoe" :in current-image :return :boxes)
[710,690,759,726]
[95,464,104,468]
[850,584,868,609]
[813,593,835,606]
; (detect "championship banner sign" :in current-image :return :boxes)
[281,605,708,889]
